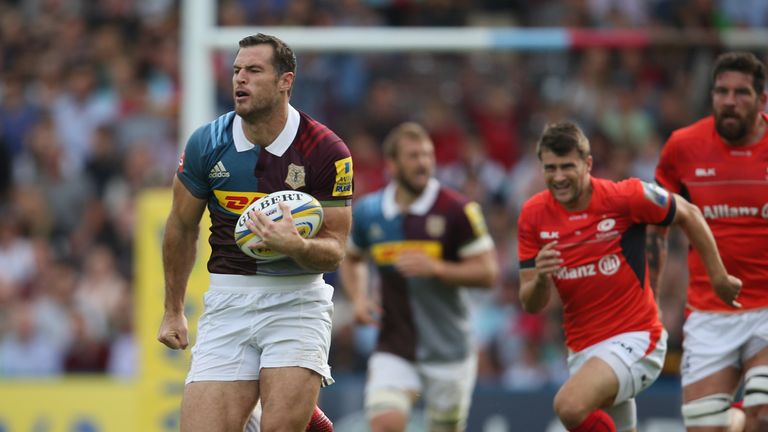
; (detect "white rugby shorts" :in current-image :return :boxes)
[681,309,768,387]
[568,330,668,405]
[186,273,335,386]
[365,351,477,423]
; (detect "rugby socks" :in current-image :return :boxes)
[306,405,333,432]
[569,410,616,432]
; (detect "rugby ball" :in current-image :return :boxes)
[234,190,324,261]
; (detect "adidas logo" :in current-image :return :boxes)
[208,161,230,178]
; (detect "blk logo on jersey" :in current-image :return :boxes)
[695,167,716,177]
[540,231,559,240]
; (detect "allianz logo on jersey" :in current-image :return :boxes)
[555,254,621,280]
[694,167,716,177]
[209,161,230,178]
[702,203,768,219]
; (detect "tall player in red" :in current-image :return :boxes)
[653,51,768,432]
[518,122,741,432]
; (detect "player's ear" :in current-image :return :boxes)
[585,155,593,173]
[279,71,294,93]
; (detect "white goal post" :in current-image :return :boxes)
[182,0,768,143]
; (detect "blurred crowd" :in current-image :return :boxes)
[1,0,767,395]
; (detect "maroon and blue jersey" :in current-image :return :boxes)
[177,106,353,276]
[350,179,494,363]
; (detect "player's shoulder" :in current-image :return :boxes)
[594,177,641,203]
[435,184,472,208]
[296,110,347,154]
[354,189,384,209]
[353,189,385,215]
[667,116,715,147]
[519,190,551,221]
[189,111,237,152]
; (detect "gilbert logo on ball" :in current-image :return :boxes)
[234,190,324,261]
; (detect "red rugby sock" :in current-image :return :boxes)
[306,405,333,432]
[569,410,616,432]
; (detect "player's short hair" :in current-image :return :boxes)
[238,33,297,77]
[382,122,433,159]
[536,121,591,160]
[712,51,766,95]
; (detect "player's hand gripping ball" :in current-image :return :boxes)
[234,190,324,261]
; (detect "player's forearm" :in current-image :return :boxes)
[291,236,346,272]
[676,204,728,283]
[645,226,669,297]
[162,221,198,313]
[339,254,368,304]
[434,253,498,288]
[519,273,552,313]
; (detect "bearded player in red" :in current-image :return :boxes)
[517,122,741,432]
[652,51,768,432]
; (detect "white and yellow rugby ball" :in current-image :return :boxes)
[234,190,324,261]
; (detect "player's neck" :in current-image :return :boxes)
[240,104,289,147]
[394,185,421,211]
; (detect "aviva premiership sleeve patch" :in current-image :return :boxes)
[642,181,669,207]
[464,202,489,237]
[333,157,353,197]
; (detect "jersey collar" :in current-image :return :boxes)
[381,178,440,220]
[233,105,300,156]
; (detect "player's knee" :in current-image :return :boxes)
[427,406,464,432]
[553,390,592,425]
[743,365,768,408]
[681,393,733,428]
[366,388,412,419]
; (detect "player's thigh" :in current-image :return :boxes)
[257,280,335,386]
[420,355,477,431]
[181,380,259,432]
[557,355,620,416]
[743,345,768,429]
[566,330,667,407]
[259,366,321,431]
[365,352,420,420]
[681,311,752,389]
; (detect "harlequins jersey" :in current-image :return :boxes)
[518,177,675,352]
[349,179,494,363]
[177,106,353,276]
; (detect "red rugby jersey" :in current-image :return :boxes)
[656,114,768,312]
[518,177,674,352]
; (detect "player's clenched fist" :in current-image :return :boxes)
[535,241,563,278]
[711,274,743,309]
[157,312,189,350]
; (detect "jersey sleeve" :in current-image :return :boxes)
[655,136,682,193]
[626,178,676,226]
[307,138,354,207]
[177,125,213,199]
[517,204,540,269]
[457,201,495,258]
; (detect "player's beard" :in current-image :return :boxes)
[715,104,759,144]
[396,169,430,196]
[235,88,281,123]
[549,180,582,208]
